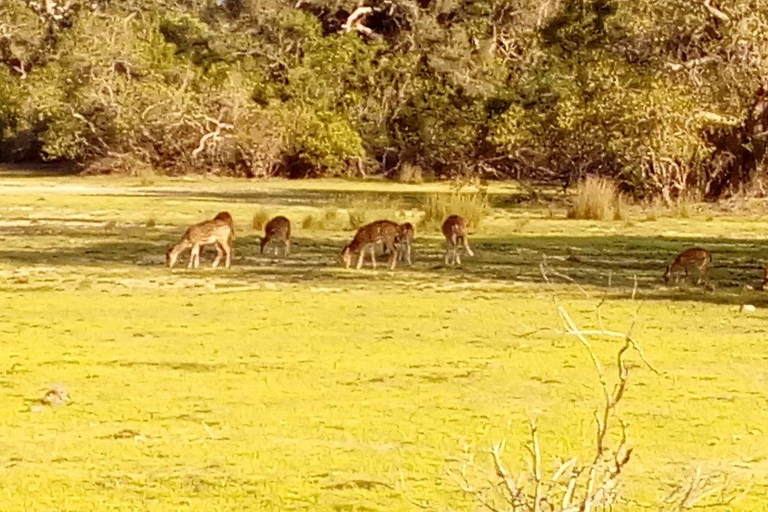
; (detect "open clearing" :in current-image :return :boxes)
[0,169,767,511]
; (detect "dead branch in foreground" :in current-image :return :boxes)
[449,304,745,512]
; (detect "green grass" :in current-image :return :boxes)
[0,170,767,511]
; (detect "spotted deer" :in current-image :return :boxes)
[396,222,414,266]
[341,220,399,270]
[442,215,474,266]
[166,216,233,269]
[260,216,291,256]
[663,247,712,284]
[382,222,414,265]
[213,211,235,234]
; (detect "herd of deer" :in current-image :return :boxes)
[166,211,758,287]
[165,212,474,271]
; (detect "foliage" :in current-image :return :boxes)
[1,0,768,196]
[568,176,624,220]
[421,186,490,229]
[252,208,270,230]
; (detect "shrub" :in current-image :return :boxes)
[252,209,270,230]
[397,162,425,183]
[567,176,625,221]
[420,187,490,229]
[347,209,368,229]
[301,213,318,230]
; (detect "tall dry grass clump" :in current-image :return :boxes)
[252,208,270,230]
[421,188,490,229]
[567,176,625,220]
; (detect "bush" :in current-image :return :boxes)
[301,213,318,230]
[420,188,490,229]
[567,176,624,221]
[252,209,270,230]
[347,209,368,229]
[397,162,425,183]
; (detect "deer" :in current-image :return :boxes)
[260,216,291,256]
[213,211,235,233]
[341,220,399,270]
[442,215,474,266]
[396,222,414,266]
[166,216,233,269]
[763,265,768,290]
[381,222,414,265]
[663,247,712,285]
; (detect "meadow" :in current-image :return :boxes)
[0,167,767,511]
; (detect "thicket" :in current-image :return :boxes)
[2,0,768,199]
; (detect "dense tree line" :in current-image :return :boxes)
[1,0,767,198]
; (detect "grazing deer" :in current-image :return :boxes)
[213,211,235,233]
[260,216,291,256]
[442,215,474,266]
[397,222,414,266]
[382,222,414,265]
[166,216,233,269]
[663,247,712,284]
[341,220,399,270]
[208,211,235,256]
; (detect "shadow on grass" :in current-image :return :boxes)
[1,230,766,306]
[0,163,79,177]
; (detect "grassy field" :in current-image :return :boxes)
[0,168,767,511]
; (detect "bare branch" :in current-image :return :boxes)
[530,420,543,512]
[702,0,730,22]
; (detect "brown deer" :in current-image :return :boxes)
[260,216,291,256]
[396,222,414,266]
[166,216,233,269]
[382,222,414,265]
[663,247,712,284]
[763,266,768,290]
[442,215,474,266]
[341,220,399,270]
[213,211,235,233]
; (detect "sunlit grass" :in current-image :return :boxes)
[0,172,766,511]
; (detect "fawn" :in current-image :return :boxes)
[397,222,414,266]
[382,222,414,265]
[442,215,474,266]
[663,247,712,284]
[213,211,235,234]
[260,216,291,256]
[166,216,233,269]
[341,220,399,270]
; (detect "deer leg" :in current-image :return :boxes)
[189,245,201,269]
[369,245,377,269]
[388,243,398,270]
[224,243,232,268]
[406,242,412,266]
[356,249,365,270]
[212,243,223,269]
[698,263,709,285]
[451,235,460,266]
[285,239,291,256]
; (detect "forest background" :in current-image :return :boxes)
[2,0,768,202]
